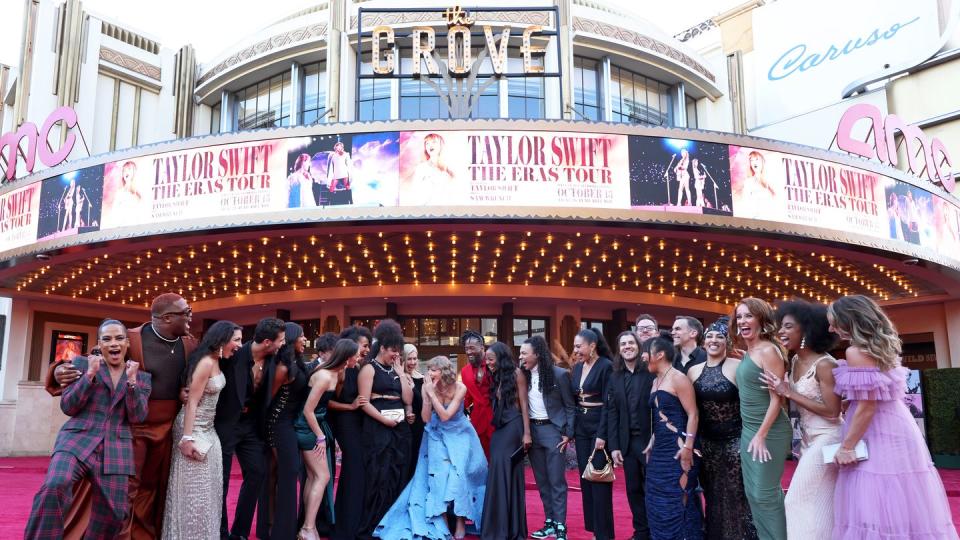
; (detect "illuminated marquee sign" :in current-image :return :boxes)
[0,106,79,183]
[2,124,958,269]
[835,103,955,193]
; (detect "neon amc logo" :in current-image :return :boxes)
[836,103,954,194]
[0,106,80,184]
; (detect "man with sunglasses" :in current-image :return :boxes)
[46,293,197,540]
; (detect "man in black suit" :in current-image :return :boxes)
[607,329,655,540]
[520,336,576,540]
[672,315,707,374]
[216,318,285,540]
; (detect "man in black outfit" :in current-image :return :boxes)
[672,315,707,374]
[216,318,285,540]
[607,329,655,540]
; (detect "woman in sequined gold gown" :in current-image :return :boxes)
[162,321,242,540]
[688,317,757,540]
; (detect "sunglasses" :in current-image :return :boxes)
[161,307,193,317]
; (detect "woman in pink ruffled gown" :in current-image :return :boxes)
[827,295,957,539]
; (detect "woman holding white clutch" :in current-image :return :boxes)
[356,319,414,539]
[162,320,243,540]
[827,295,957,539]
[759,300,841,539]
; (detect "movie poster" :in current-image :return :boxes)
[883,180,938,249]
[101,140,286,229]
[932,196,960,256]
[0,182,41,252]
[629,136,733,215]
[398,130,630,208]
[729,146,888,237]
[36,165,104,241]
[285,132,399,208]
[49,330,87,365]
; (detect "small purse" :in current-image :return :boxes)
[193,437,213,459]
[822,440,868,464]
[581,448,615,483]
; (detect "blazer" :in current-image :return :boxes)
[605,364,655,455]
[215,341,254,442]
[530,365,576,439]
[55,355,152,476]
[571,357,613,441]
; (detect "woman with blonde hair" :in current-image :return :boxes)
[828,295,957,539]
[733,297,791,539]
[375,356,488,539]
[402,343,426,481]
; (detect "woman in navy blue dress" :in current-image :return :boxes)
[645,335,703,540]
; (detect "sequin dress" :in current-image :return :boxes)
[162,372,226,540]
[784,356,840,539]
[693,360,758,540]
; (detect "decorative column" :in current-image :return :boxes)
[326,0,346,122]
[555,0,575,120]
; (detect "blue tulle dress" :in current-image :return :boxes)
[375,402,489,539]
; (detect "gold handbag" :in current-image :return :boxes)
[581,448,615,483]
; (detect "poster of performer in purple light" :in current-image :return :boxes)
[628,136,733,215]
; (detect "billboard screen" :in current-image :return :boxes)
[2,127,958,268]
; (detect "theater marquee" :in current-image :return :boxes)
[1,121,958,272]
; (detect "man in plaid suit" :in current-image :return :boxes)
[26,320,152,539]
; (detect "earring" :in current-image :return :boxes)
[219,347,224,358]
[799,337,806,349]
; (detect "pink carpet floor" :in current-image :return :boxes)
[2,456,958,538]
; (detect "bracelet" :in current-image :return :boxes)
[180,435,195,442]
[315,436,326,444]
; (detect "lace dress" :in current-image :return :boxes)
[784,356,840,539]
[162,372,226,540]
[693,361,758,540]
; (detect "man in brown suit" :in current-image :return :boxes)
[47,293,197,539]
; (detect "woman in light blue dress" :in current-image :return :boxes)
[375,356,488,539]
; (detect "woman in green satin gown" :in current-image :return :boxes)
[733,298,791,540]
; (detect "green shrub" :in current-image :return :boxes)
[922,368,960,455]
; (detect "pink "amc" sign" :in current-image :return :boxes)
[0,106,78,183]
[836,102,954,193]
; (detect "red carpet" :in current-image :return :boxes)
[2,457,958,538]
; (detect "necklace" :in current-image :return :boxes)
[654,366,673,393]
[373,358,393,374]
[150,324,182,355]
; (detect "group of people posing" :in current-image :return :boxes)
[24,292,958,540]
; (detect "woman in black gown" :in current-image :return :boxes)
[570,327,615,540]
[403,343,426,482]
[356,319,414,539]
[687,317,757,540]
[480,342,531,539]
[259,322,309,540]
[329,325,372,540]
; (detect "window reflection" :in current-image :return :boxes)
[236,71,291,130]
[610,66,672,126]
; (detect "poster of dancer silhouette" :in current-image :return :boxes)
[36,165,103,241]
[628,136,733,215]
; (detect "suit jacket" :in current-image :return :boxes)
[571,357,613,440]
[55,355,152,476]
[44,324,197,398]
[605,364,655,455]
[216,342,252,440]
[541,365,576,439]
